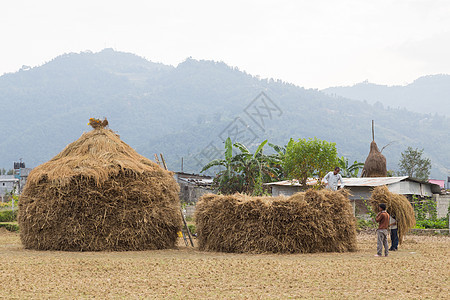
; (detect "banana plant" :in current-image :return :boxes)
[338,156,364,178]
[201,138,282,195]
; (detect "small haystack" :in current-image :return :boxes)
[361,141,387,177]
[361,121,387,177]
[195,189,356,254]
[19,122,182,251]
[370,186,415,244]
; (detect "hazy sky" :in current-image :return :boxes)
[2,0,450,89]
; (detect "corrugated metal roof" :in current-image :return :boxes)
[264,178,319,186]
[266,176,423,187]
[265,176,441,195]
[341,176,409,187]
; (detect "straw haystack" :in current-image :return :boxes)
[361,141,387,177]
[19,125,182,251]
[195,189,357,254]
[370,186,415,244]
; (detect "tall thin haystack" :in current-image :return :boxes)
[19,123,182,251]
[195,189,357,254]
[361,121,387,177]
[370,186,415,244]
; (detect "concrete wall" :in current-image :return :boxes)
[434,194,450,219]
[271,185,303,196]
[184,205,196,218]
[178,181,214,204]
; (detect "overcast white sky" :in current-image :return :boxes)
[1,0,450,89]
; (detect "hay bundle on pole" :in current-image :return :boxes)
[195,189,356,254]
[361,121,387,177]
[19,120,182,251]
[370,186,415,244]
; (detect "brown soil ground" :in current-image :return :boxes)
[0,228,448,299]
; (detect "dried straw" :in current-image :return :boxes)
[370,186,416,244]
[19,127,182,251]
[361,141,387,177]
[195,189,357,254]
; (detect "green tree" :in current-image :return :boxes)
[283,137,338,186]
[6,169,13,175]
[398,147,431,180]
[338,156,364,178]
[267,142,288,179]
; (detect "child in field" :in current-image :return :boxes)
[375,203,389,257]
[389,214,398,251]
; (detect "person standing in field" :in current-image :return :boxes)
[375,203,390,257]
[389,214,398,251]
[323,167,344,191]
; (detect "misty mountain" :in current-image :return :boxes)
[322,76,450,117]
[0,49,448,179]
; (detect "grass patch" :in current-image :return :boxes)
[0,222,19,232]
[0,210,17,222]
[415,218,449,229]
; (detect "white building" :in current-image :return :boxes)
[0,175,19,202]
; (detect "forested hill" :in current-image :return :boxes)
[0,49,448,179]
[322,75,450,117]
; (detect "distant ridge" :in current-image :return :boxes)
[0,49,448,179]
[322,74,450,116]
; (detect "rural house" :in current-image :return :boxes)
[0,175,19,202]
[174,172,214,217]
[265,176,448,217]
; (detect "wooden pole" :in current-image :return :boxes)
[160,153,168,170]
[372,120,375,141]
[181,208,194,247]
[159,153,194,247]
[154,154,161,167]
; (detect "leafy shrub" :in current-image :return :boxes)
[188,224,196,235]
[412,196,437,221]
[0,223,19,232]
[0,210,17,222]
[415,218,448,229]
[357,218,376,230]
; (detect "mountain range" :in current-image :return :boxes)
[0,49,448,179]
[322,76,450,117]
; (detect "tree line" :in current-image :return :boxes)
[201,138,432,196]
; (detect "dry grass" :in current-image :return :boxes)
[1,228,448,299]
[19,128,182,251]
[361,141,387,177]
[195,189,356,253]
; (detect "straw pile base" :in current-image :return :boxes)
[19,171,181,251]
[195,189,357,254]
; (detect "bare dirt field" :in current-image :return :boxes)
[0,229,448,299]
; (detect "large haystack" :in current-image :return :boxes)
[195,189,357,254]
[19,127,182,251]
[361,141,387,177]
[370,186,415,244]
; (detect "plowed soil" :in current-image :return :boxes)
[0,229,448,299]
